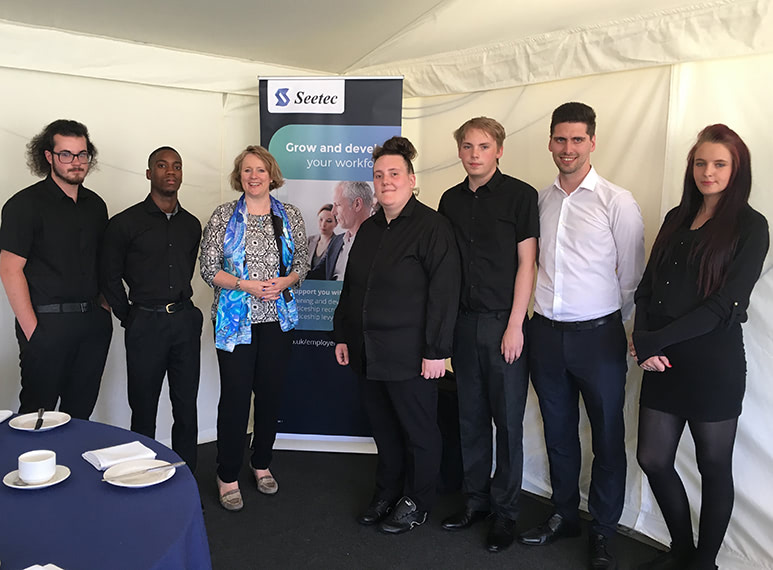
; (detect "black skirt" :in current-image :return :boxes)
[639,318,746,422]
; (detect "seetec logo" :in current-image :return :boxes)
[267,79,345,114]
[275,88,290,107]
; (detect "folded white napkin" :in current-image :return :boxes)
[82,441,157,471]
[0,409,12,423]
[23,565,64,570]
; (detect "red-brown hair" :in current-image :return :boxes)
[649,124,752,297]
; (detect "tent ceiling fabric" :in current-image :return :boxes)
[3,0,772,97]
[352,0,773,96]
[0,0,445,73]
[345,0,718,69]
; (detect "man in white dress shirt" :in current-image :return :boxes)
[517,102,644,570]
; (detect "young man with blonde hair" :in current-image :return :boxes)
[438,116,539,552]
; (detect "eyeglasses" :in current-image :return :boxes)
[51,150,91,164]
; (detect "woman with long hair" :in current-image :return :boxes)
[632,125,769,569]
[200,145,308,511]
[306,203,337,275]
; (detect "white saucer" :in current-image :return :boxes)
[9,411,71,432]
[0,409,12,424]
[103,459,176,488]
[3,465,71,489]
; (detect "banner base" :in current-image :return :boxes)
[274,433,377,454]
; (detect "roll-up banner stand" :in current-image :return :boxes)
[259,76,403,452]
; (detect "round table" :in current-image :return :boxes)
[0,417,211,570]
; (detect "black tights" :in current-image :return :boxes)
[637,407,737,569]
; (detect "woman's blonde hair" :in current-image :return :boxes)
[229,145,284,192]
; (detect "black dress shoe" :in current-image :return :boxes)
[441,507,490,531]
[379,496,427,534]
[486,514,516,553]
[357,498,393,526]
[589,533,617,569]
[518,513,581,546]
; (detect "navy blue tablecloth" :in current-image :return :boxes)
[0,417,211,570]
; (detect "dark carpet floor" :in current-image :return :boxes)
[194,442,662,569]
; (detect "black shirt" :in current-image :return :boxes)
[633,205,769,362]
[438,169,539,312]
[101,194,202,324]
[0,176,108,305]
[333,195,460,382]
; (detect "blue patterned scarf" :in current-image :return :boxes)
[215,194,298,352]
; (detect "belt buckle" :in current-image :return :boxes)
[165,302,176,314]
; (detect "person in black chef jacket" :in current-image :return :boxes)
[333,136,460,535]
[633,124,769,570]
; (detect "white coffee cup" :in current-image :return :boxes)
[18,449,56,484]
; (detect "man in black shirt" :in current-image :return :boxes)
[0,119,112,419]
[438,117,539,552]
[101,147,202,470]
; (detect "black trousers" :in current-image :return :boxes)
[125,305,203,471]
[528,314,628,537]
[452,311,529,519]
[215,322,292,483]
[360,375,441,512]
[16,308,112,419]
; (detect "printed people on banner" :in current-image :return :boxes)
[437,117,539,552]
[199,145,308,512]
[324,180,374,280]
[518,102,645,570]
[333,137,460,534]
[100,146,203,471]
[306,203,338,276]
[0,119,112,419]
[306,181,374,281]
[632,125,768,569]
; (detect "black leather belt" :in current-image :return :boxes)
[134,300,193,314]
[36,301,95,314]
[532,310,621,331]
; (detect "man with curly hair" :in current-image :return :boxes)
[0,119,112,419]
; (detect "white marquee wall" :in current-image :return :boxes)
[0,20,771,569]
[406,55,773,569]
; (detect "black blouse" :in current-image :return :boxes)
[633,205,769,362]
[333,195,460,382]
